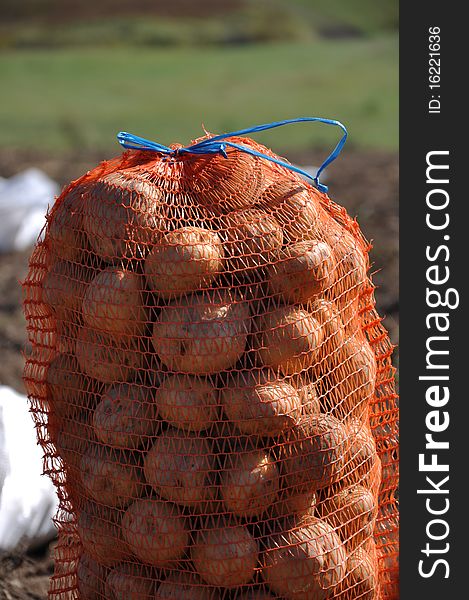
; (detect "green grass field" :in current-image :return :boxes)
[0,35,397,154]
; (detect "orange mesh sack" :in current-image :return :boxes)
[22,119,399,600]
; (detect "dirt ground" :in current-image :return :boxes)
[0,147,398,598]
[0,545,53,600]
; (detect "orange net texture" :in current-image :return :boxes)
[22,135,399,600]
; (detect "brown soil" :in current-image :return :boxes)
[0,146,398,598]
[0,544,54,600]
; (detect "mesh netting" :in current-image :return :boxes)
[22,133,399,599]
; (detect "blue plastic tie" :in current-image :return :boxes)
[117,117,348,193]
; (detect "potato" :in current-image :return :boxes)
[272,487,317,520]
[48,400,95,497]
[56,320,79,355]
[308,298,345,357]
[105,563,156,600]
[295,380,321,416]
[48,184,88,263]
[93,382,158,449]
[47,353,100,416]
[76,327,141,383]
[331,455,381,508]
[334,547,379,600]
[326,224,368,310]
[155,374,218,432]
[319,335,376,422]
[259,179,321,242]
[261,517,347,600]
[192,520,259,588]
[221,370,302,436]
[121,499,189,567]
[255,306,323,375]
[155,572,219,599]
[50,419,95,502]
[278,414,349,493]
[208,420,252,458]
[343,420,379,488]
[49,419,96,502]
[144,429,217,510]
[83,171,165,261]
[221,208,283,272]
[152,290,251,374]
[76,552,108,600]
[145,227,224,298]
[188,147,264,214]
[80,445,143,507]
[268,240,335,304]
[221,448,279,518]
[82,268,147,337]
[77,507,130,567]
[318,485,377,551]
[42,259,90,319]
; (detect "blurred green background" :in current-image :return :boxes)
[0,0,398,154]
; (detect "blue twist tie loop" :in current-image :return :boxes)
[117,117,348,193]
